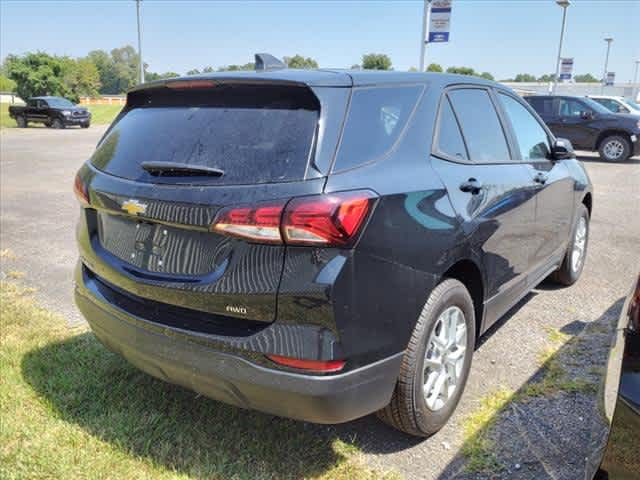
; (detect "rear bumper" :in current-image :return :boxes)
[74,263,402,424]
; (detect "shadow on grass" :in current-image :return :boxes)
[436,298,625,479]
[21,332,359,480]
[20,292,622,479]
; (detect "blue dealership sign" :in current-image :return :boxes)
[428,1,452,43]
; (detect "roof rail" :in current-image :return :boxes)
[254,53,287,71]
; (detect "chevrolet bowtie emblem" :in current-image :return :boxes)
[121,199,147,216]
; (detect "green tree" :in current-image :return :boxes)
[513,73,537,82]
[87,49,118,94]
[283,55,318,69]
[110,45,140,92]
[427,63,443,72]
[5,52,71,100]
[446,66,477,76]
[538,73,556,82]
[62,57,101,100]
[218,63,255,72]
[408,66,418,72]
[362,53,392,70]
[202,66,215,73]
[574,73,599,83]
[479,71,495,81]
[146,71,179,81]
[350,64,361,70]
[0,74,17,92]
[186,68,200,75]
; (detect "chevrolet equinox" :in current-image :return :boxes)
[74,67,593,436]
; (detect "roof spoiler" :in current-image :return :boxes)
[254,53,287,71]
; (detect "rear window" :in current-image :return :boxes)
[526,97,555,116]
[91,84,319,185]
[332,86,423,171]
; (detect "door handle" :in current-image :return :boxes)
[459,178,483,194]
[534,173,548,185]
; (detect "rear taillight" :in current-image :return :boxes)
[73,174,89,205]
[211,190,376,247]
[283,191,376,246]
[266,354,346,373]
[213,202,285,244]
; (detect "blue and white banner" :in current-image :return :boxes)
[428,0,452,43]
[559,57,574,81]
[605,72,615,86]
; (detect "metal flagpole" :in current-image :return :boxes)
[136,0,144,84]
[419,0,432,72]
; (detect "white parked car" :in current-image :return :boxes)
[587,95,640,115]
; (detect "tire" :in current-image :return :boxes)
[598,135,631,162]
[549,204,589,286]
[377,278,476,437]
[81,122,90,129]
[51,118,65,129]
[16,115,27,128]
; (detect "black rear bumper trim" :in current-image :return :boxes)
[75,267,402,424]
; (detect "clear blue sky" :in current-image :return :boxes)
[1,0,638,81]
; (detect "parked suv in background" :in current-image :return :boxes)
[8,96,91,129]
[587,95,640,116]
[74,68,593,437]
[524,95,640,162]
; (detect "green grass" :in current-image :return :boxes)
[459,327,598,473]
[0,281,396,480]
[0,102,14,128]
[0,102,121,128]
[460,388,514,473]
[86,104,122,124]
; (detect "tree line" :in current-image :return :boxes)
[0,47,601,102]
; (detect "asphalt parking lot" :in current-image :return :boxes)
[1,126,639,479]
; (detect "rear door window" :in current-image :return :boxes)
[498,93,550,160]
[558,98,588,117]
[435,96,468,161]
[526,97,555,117]
[333,85,423,171]
[91,85,319,185]
[447,89,511,163]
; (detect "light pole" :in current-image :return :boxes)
[601,37,613,93]
[136,0,144,84]
[633,60,640,101]
[552,0,570,95]
[419,0,432,72]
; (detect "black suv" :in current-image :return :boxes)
[9,96,91,129]
[74,69,593,436]
[524,95,640,162]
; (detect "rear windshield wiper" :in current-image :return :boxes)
[141,161,225,177]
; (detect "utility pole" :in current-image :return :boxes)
[552,0,570,95]
[419,0,432,72]
[136,0,144,84]
[633,59,640,101]
[601,37,613,94]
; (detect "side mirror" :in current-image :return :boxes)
[581,110,594,120]
[551,138,575,160]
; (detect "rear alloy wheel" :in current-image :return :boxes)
[550,204,589,286]
[16,116,27,128]
[377,278,475,437]
[52,118,64,129]
[598,135,630,162]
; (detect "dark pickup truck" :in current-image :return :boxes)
[9,96,91,129]
[524,95,640,162]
